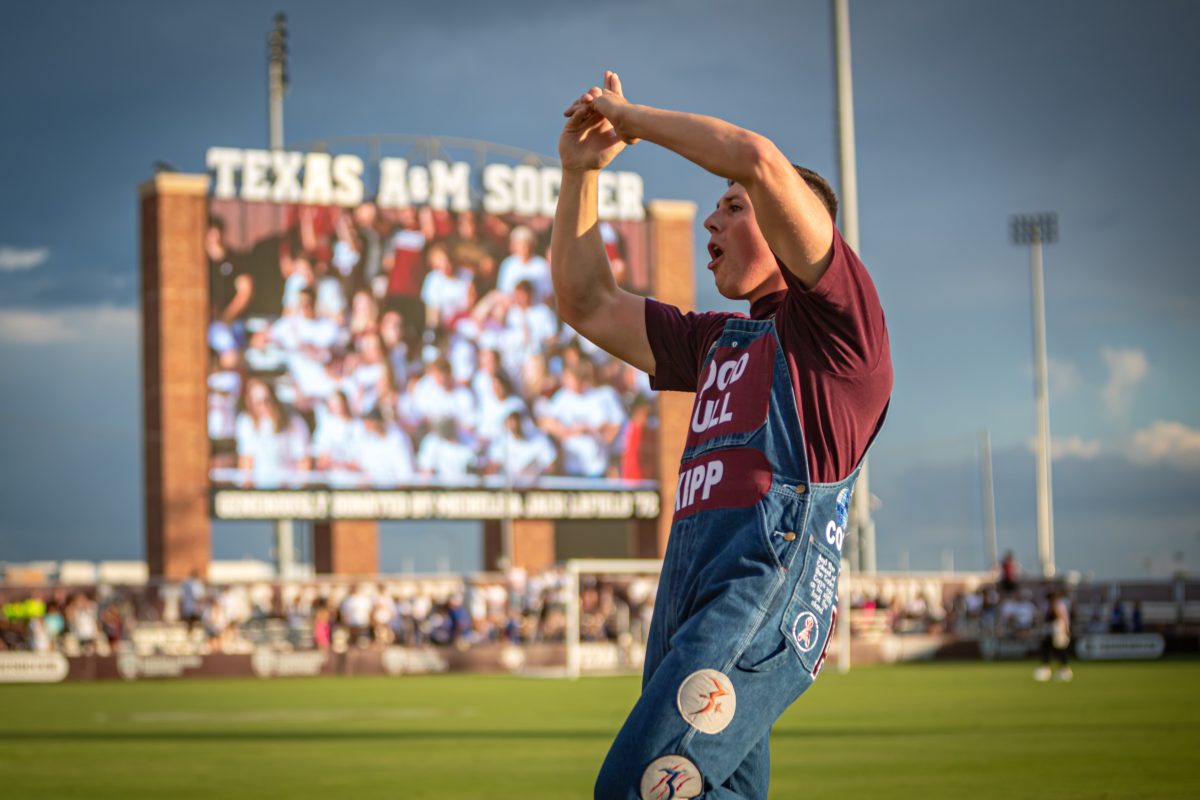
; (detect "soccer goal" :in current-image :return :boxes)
[564,558,663,680]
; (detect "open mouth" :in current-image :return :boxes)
[707,242,723,270]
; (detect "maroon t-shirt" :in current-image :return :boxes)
[645,228,891,483]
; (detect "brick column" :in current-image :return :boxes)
[646,199,697,558]
[140,173,212,580]
[313,520,379,575]
[482,519,557,573]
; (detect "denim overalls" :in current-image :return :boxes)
[596,316,865,799]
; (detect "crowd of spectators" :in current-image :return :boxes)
[0,590,125,655]
[0,568,658,657]
[206,201,656,490]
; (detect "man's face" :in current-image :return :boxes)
[702,184,783,301]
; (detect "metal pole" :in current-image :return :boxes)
[275,520,295,579]
[979,429,998,570]
[267,13,288,150]
[268,12,291,577]
[837,558,851,673]
[832,0,860,250]
[832,0,875,575]
[1029,234,1055,577]
[1010,213,1058,578]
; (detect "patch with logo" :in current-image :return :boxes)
[835,486,853,529]
[811,606,838,678]
[792,610,820,653]
[684,333,775,449]
[640,755,703,800]
[676,668,736,734]
[673,448,772,521]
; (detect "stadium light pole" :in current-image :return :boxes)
[1010,212,1058,578]
[268,13,294,577]
[833,0,875,577]
[979,428,998,570]
[267,13,289,150]
[832,0,865,675]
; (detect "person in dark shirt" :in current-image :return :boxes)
[207,217,253,353]
[552,72,891,799]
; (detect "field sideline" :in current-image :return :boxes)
[2,660,1197,798]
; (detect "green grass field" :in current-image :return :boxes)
[2,660,1197,798]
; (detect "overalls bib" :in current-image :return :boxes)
[596,316,866,800]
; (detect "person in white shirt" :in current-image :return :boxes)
[420,242,472,331]
[339,585,374,646]
[501,280,559,379]
[341,332,393,416]
[417,420,480,483]
[488,411,557,485]
[311,391,359,471]
[269,288,341,405]
[538,361,617,477]
[477,373,530,445]
[409,358,476,436]
[497,225,552,301]
[68,593,99,655]
[355,409,414,487]
[235,377,311,488]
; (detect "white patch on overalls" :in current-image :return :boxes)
[792,610,820,653]
[640,755,703,800]
[676,668,736,734]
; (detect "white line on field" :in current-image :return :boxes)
[94,707,478,724]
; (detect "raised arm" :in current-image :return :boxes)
[550,75,655,375]
[577,74,835,288]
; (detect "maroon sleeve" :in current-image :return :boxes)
[778,228,888,375]
[643,299,733,392]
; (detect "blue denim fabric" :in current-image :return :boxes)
[596,318,864,799]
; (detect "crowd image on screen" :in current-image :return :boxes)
[206,201,657,490]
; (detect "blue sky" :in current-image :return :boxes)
[1,0,1197,578]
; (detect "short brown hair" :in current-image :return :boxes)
[728,165,838,221]
[792,165,837,222]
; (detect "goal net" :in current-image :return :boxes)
[563,558,663,680]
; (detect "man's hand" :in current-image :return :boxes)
[565,71,640,146]
[558,71,634,172]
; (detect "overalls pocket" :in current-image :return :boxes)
[735,529,830,674]
[778,533,842,677]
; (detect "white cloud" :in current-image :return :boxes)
[1101,346,1148,416]
[1028,435,1103,461]
[0,306,137,345]
[0,245,49,272]
[1128,421,1200,470]
[1053,435,1102,460]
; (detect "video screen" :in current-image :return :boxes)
[206,197,658,496]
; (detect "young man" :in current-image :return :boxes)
[551,72,892,799]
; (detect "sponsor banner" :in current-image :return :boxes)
[381,647,450,675]
[213,488,660,521]
[251,649,331,678]
[978,636,1039,661]
[1075,633,1166,661]
[0,652,69,683]
[48,643,653,682]
[117,653,205,680]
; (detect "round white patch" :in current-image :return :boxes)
[675,668,736,734]
[640,755,703,800]
[792,611,820,653]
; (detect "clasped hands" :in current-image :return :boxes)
[558,70,641,172]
